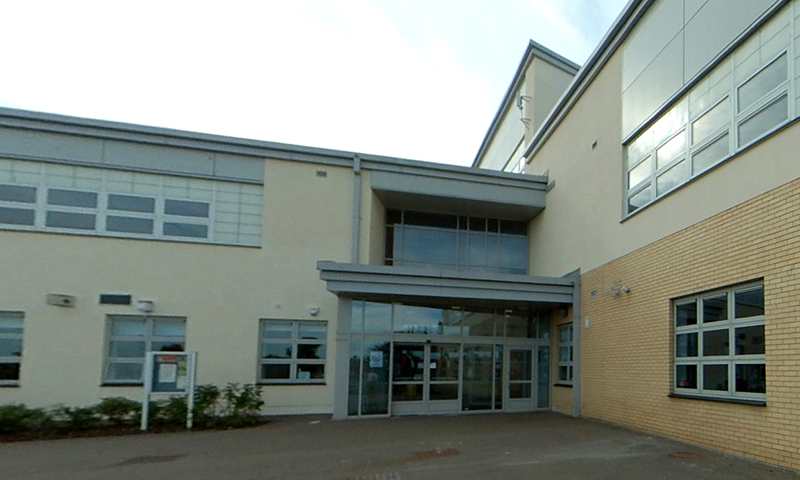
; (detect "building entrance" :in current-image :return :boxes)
[391,343,460,415]
[344,301,554,418]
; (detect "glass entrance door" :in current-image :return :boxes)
[505,347,535,412]
[391,343,460,415]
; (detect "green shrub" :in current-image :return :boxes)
[52,405,100,431]
[0,404,52,434]
[160,396,188,425]
[221,383,264,427]
[96,397,140,425]
[193,384,221,427]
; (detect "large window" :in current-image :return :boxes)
[674,283,765,401]
[259,320,327,384]
[557,324,573,384]
[105,316,186,384]
[385,209,528,275]
[0,159,263,246]
[0,312,24,385]
[625,7,794,215]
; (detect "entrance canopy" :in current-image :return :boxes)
[317,261,575,309]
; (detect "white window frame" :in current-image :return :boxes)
[259,320,327,385]
[0,311,24,386]
[104,315,187,385]
[558,323,574,384]
[673,282,765,401]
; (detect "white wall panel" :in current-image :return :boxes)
[623,35,685,137]
[622,0,684,90]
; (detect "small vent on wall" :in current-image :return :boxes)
[316,170,328,177]
[99,294,132,305]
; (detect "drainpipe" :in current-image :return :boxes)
[350,154,362,264]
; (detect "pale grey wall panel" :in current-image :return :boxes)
[0,128,104,164]
[684,0,709,22]
[103,141,214,176]
[684,0,779,82]
[213,153,264,182]
[623,34,685,136]
[622,0,684,90]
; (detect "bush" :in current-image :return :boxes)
[52,405,100,431]
[159,396,188,425]
[96,397,140,425]
[193,384,221,427]
[0,382,265,437]
[221,383,264,427]
[0,404,52,434]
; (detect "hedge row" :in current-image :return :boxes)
[0,383,264,435]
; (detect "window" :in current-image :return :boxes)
[0,184,36,226]
[259,320,327,384]
[385,209,529,274]
[624,6,794,215]
[674,283,765,400]
[558,324,573,384]
[0,312,23,385]
[0,159,263,246]
[105,315,186,384]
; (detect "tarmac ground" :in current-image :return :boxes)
[1,412,797,480]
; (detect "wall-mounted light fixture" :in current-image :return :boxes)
[136,300,154,313]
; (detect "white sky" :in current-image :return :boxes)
[0,0,629,167]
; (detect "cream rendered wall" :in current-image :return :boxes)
[479,103,526,171]
[528,59,578,146]
[526,47,800,278]
[0,158,354,414]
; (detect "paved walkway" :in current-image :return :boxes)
[1,412,797,480]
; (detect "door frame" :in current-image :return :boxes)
[390,341,461,415]
[504,345,537,412]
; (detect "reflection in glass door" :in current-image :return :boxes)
[462,345,504,412]
[506,348,534,412]
[391,343,460,415]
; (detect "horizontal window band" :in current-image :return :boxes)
[553,383,573,388]
[668,393,765,407]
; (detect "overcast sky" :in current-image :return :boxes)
[1,0,629,167]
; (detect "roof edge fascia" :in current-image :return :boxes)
[0,106,545,185]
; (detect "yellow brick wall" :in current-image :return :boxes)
[580,175,800,470]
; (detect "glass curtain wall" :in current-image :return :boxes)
[347,300,551,417]
[384,210,529,275]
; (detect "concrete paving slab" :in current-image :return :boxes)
[1,412,797,480]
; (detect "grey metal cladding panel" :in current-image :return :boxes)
[622,0,684,90]
[0,127,104,164]
[103,140,214,176]
[684,0,709,21]
[623,34,684,137]
[213,152,265,182]
[371,170,546,210]
[375,190,543,221]
[325,272,573,296]
[684,0,779,82]
[325,281,573,304]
